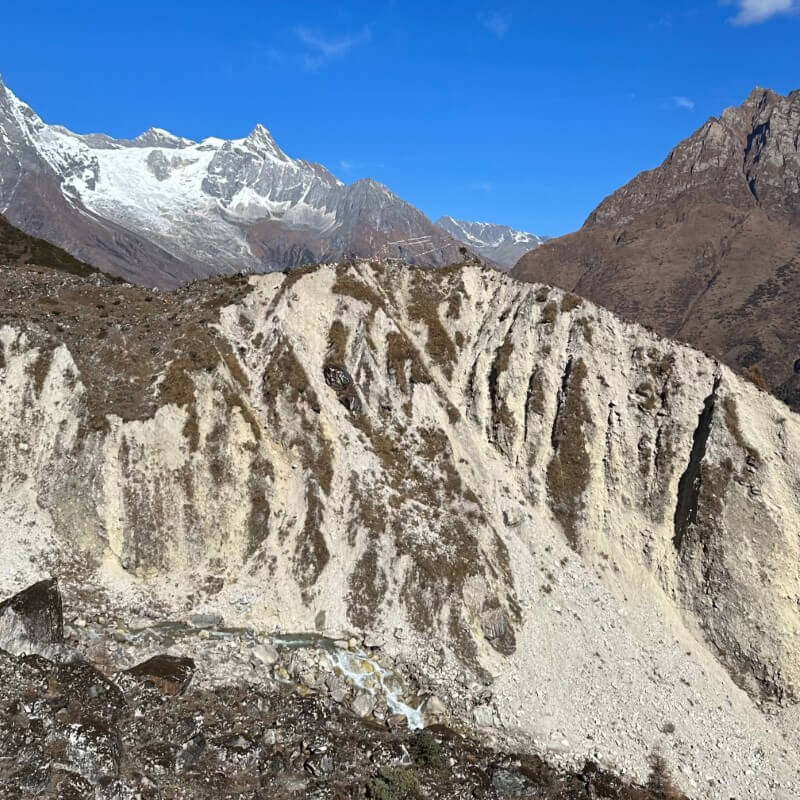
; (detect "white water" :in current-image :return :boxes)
[325,647,425,730]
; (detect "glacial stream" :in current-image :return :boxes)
[113,624,425,730]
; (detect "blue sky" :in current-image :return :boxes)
[1,0,799,235]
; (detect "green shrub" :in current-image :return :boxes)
[369,767,419,800]
[410,731,446,768]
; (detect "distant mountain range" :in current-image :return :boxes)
[514,87,800,409]
[435,217,543,269]
[0,78,475,287]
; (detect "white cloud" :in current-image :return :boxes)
[295,26,372,70]
[479,12,510,37]
[673,96,696,111]
[340,160,354,171]
[727,0,798,25]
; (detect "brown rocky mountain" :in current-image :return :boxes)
[513,87,800,409]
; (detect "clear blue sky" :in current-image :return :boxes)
[2,1,799,235]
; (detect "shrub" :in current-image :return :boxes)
[646,752,684,800]
[540,301,559,324]
[410,731,446,768]
[369,767,419,800]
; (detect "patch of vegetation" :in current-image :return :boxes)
[348,545,387,630]
[386,331,430,396]
[540,301,559,324]
[408,272,457,378]
[409,730,446,768]
[327,319,349,365]
[546,358,591,551]
[743,364,769,392]
[561,293,583,313]
[489,331,517,445]
[0,213,106,278]
[646,753,684,800]
[332,265,386,319]
[368,767,420,800]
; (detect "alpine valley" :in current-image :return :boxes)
[1,76,800,800]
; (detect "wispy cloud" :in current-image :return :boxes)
[295,25,371,70]
[672,95,696,111]
[726,0,798,25]
[339,160,354,171]
[479,12,510,38]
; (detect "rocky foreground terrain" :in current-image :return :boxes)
[0,579,685,799]
[1,259,800,797]
[514,87,800,410]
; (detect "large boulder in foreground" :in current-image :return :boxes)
[0,579,63,655]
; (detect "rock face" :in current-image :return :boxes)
[514,87,800,409]
[0,78,469,288]
[1,260,800,796]
[437,216,543,269]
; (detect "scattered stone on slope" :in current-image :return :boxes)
[0,582,687,800]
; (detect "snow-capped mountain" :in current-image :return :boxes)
[436,216,543,269]
[0,77,466,287]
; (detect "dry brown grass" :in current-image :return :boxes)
[561,293,583,313]
[386,331,430,396]
[408,273,457,377]
[743,364,769,392]
[332,266,386,318]
[327,319,349,365]
[540,301,559,324]
[27,350,53,396]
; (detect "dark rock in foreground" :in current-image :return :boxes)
[0,579,63,654]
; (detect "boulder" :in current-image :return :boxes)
[351,691,374,718]
[422,695,447,719]
[323,364,352,390]
[251,643,280,667]
[126,654,195,696]
[0,579,63,655]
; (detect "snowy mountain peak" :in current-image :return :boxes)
[0,78,469,286]
[436,216,543,269]
[133,127,195,149]
[242,123,287,160]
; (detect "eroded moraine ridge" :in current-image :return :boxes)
[1,261,799,797]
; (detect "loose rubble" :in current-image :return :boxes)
[0,580,686,799]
